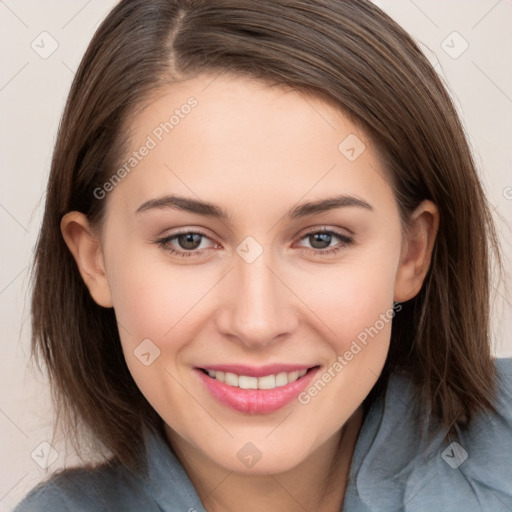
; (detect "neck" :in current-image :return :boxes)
[165,407,363,512]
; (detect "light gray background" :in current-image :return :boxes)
[1,1,511,510]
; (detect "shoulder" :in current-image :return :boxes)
[13,460,157,512]
[350,357,512,511]
[419,357,512,510]
[495,356,512,394]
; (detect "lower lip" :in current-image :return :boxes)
[195,367,319,414]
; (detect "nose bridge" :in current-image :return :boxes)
[217,244,297,347]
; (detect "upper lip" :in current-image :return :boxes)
[197,364,318,378]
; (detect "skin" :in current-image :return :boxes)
[61,73,439,512]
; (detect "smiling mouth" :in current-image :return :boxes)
[198,367,319,390]
[195,365,321,414]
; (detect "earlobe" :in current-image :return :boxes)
[60,212,113,308]
[394,200,439,303]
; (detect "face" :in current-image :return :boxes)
[65,73,435,475]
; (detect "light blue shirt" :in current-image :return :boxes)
[14,358,512,511]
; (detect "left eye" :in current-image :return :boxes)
[154,231,215,257]
[155,228,353,258]
[296,229,353,254]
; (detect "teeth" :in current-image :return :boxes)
[205,368,310,389]
[288,370,299,382]
[275,372,288,386]
[238,376,258,389]
[225,372,238,387]
[258,374,276,389]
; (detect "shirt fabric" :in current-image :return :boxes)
[14,358,512,511]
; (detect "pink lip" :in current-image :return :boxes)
[195,366,320,414]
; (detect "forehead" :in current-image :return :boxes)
[106,73,394,219]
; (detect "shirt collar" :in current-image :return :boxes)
[141,424,207,512]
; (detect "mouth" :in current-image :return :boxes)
[195,365,320,414]
[198,367,312,389]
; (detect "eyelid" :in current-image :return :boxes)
[294,224,353,240]
[292,227,353,254]
[156,228,217,249]
[154,225,354,257]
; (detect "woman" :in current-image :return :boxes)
[15,0,512,510]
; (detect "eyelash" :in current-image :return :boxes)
[154,227,354,258]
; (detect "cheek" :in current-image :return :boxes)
[293,255,397,424]
[109,264,171,339]
[300,244,399,351]
[104,255,206,408]
[105,245,219,365]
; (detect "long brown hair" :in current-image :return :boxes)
[31,0,503,472]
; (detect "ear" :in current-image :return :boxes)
[394,200,439,302]
[60,212,113,308]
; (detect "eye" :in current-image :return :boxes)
[154,230,217,258]
[295,228,353,256]
[154,227,353,258]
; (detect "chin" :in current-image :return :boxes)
[206,440,312,476]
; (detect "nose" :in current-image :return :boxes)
[215,248,299,350]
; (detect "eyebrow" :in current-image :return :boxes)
[135,194,373,220]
